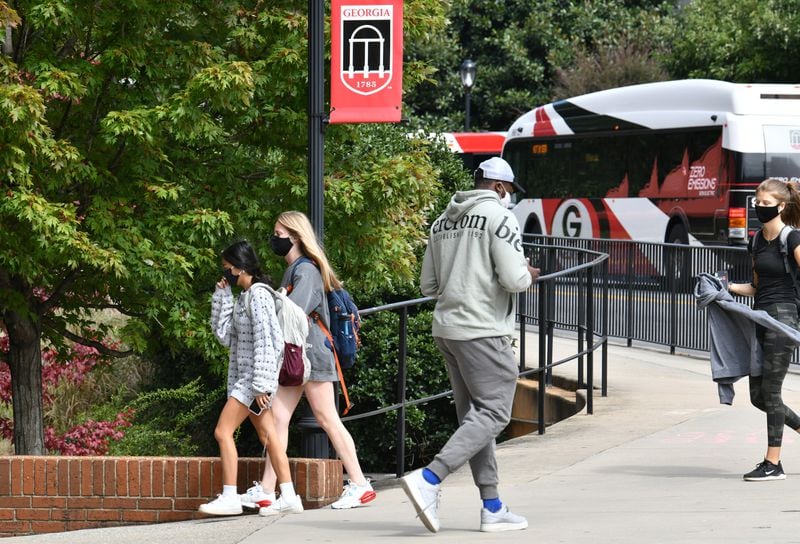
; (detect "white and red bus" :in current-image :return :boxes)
[438,131,506,171]
[503,79,800,247]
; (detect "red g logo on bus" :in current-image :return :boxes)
[552,199,594,238]
[339,6,395,96]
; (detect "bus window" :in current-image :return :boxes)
[576,137,627,197]
[510,139,575,197]
[656,132,689,195]
[765,154,800,182]
[688,131,721,163]
[627,134,659,196]
[735,153,766,182]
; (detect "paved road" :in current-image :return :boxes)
[7,335,800,543]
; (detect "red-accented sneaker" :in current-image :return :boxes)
[330,480,377,509]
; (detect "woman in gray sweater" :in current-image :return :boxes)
[199,240,301,516]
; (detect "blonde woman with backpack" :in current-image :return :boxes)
[200,240,302,516]
[242,211,375,514]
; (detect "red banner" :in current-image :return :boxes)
[329,0,403,124]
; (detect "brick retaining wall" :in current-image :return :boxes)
[0,456,342,537]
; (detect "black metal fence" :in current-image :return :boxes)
[523,235,752,354]
[341,240,610,477]
[329,235,790,475]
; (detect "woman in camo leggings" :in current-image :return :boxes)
[729,178,800,481]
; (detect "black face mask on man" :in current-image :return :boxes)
[755,204,781,224]
[270,235,294,257]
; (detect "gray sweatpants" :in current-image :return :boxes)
[427,336,518,500]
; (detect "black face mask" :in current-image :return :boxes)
[270,235,294,257]
[755,204,781,224]
[223,268,240,287]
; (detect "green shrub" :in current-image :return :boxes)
[344,307,458,473]
[108,378,225,456]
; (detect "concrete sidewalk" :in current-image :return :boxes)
[7,336,800,543]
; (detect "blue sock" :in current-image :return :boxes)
[483,498,502,513]
[422,468,441,485]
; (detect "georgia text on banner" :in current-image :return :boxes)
[329,0,403,124]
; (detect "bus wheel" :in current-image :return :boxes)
[665,224,692,292]
[524,217,543,236]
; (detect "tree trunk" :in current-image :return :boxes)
[3,26,11,56]
[5,312,44,455]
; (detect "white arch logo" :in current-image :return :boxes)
[340,6,393,96]
[791,129,800,150]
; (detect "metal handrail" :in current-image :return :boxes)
[340,241,610,477]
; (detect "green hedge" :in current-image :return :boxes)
[343,307,457,473]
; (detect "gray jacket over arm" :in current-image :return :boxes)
[694,273,800,404]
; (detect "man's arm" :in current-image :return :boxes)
[491,212,536,292]
[419,241,439,297]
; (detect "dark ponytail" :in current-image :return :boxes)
[221,240,271,285]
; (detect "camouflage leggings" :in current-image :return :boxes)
[750,302,800,448]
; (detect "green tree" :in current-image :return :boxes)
[405,0,673,131]
[663,0,800,82]
[0,0,449,455]
[552,38,669,99]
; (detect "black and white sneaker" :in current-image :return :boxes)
[743,459,786,481]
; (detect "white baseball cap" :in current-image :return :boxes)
[475,157,525,194]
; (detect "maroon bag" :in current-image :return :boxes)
[278,342,306,386]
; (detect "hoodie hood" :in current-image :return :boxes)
[445,189,499,222]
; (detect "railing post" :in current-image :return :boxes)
[518,291,526,374]
[395,307,408,478]
[626,242,634,347]
[538,278,547,435]
[545,243,556,386]
[669,245,678,355]
[602,256,609,397]
[586,267,594,415]
[577,268,585,388]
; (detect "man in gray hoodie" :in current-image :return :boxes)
[401,157,539,534]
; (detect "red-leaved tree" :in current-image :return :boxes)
[0,335,132,455]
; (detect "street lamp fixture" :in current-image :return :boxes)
[459,59,477,131]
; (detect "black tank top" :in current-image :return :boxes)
[749,227,800,307]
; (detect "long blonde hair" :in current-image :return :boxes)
[277,210,342,292]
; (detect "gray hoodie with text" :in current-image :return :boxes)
[420,190,532,341]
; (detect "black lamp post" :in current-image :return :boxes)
[299,0,330,460]
[459,59,477,131]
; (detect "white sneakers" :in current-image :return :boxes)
[239,481,275,508]
[198,493,243,516]
[330,480,377,509]
[400,469,528,533]
[480,505,528,532]
[258,494,304,516]
[400,469,441,533]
